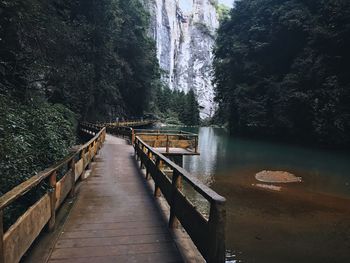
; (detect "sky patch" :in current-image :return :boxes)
[218,0,234,7]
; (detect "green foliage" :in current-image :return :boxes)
[0,0,161,227]
[151,86,200,126]
[0,0,161,193]
[0,94,77,228]
[213,0,350,147]
[0,95,77,196]
[0,0,160,120]
[216,4,230,21]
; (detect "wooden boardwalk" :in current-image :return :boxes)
[47,135,183,263]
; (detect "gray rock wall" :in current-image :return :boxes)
[145,0,219,118]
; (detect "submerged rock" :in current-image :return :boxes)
[253,183,282,191]
[255,170,302,183]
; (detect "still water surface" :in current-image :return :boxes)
[170,127,350,263]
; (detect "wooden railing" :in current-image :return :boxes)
[134,129,198,154]
[0,125,106,263]
[99,119,157,128]
[134,136,226,263]
[104,126,199,154]
[134,129,196,135]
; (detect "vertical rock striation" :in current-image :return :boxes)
[144,0,219,118]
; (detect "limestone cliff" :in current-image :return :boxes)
[144,0,219,118]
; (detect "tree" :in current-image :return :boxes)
[213,0,350,147]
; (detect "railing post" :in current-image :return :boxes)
[166,135,169,153]
[0,210,4,263]
[136,141,140,161]
[48,171,57,232]
[93,140,97,157]
[131,129,135,145]
[69,158,76,198]
[97,137,100,152]
[195,136,198,154]
[87,145,92,169]
[154,158,161,197]
[169,170,182,228]
[207,200,226,263]
[81,148,86,168]
[133,138,137,157]
[140,145,145,169]
[86,144,93,170]
[102,129,106,143]
[146,151,152,180]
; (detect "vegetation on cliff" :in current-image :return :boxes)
[213,0,350,147]
[151,86,200,126]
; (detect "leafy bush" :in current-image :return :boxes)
[0,95,77,196]
[0,95,77,228]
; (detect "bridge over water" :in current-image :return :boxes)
[0,122,226,263]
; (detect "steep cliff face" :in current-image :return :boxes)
[145,0,219,118]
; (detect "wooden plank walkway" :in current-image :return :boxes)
[47,135,183,263]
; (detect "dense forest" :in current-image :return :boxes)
[0,0,156,196]
[213,0,350,147]
[151,86,200,126]
[0,0,200,200]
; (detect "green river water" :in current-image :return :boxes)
[168,126,350,263]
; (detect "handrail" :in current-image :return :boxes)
[134,129,197,136]
[0,125,106,263]
[135,137,224,203]
[0,127,105,211]
[77,122,224,261]
[135,132,197,137]
[134,136,226,263]
[99,119,157,128]
[0,154,74,211]
[136,132,198,154]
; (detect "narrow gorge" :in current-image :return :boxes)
[144,0,219,118]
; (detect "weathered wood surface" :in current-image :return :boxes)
[95,125,199,155]
[134,136,226,263]
[55,171,73,210]
[97,120,157,128]
[0,125,106,263]
[74,159,84,181]
[0,155,74,211]
[0,127,105,211]
[152,147,200,156]
[135,132,199,155]
[47,135,182,263]
[133,129,196,135]
[3,194,51,263]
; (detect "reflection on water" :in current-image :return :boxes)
[183,127,350,197]
[184,127,221,185]
[176,127,350,263]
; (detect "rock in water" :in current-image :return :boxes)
[255,170,302,183]
[253,183,282,191]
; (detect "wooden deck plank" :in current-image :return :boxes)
[48,251,182,263]
[50,242,178,259]
[48,135,183,262]
[55,234,172,248]
[64,221,164,232]
[60,227,167,239]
